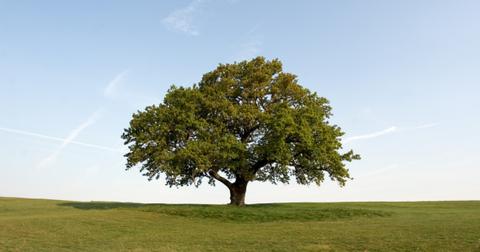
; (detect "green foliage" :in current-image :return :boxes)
[122,57,359,190]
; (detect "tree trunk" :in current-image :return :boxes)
[229,179,248,206]
[208,170,248,206]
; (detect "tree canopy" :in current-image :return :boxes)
[122,57,359,206]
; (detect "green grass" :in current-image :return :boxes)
[1,197,479,251]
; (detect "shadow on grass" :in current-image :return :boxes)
[58,201,392,223]
[58,202,279,210]
[58,202,147,210]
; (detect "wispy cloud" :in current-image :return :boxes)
[36,69,134,167]
[344,123,438,144]
[233,26,263,61]
[162,0,205,36]
[104,70,129,98]
[344,126,397,143]
[235,39,262,61]
[1,72,131,170]
[0,126,122,152]
[36,109,106,168]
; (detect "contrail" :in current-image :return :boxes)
[344,122,438,144]
[0,126,122,153]
[104,70,129,98]
[344,126,397,143]
[36,109,103,168]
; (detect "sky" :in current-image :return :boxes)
[0,0,479,204]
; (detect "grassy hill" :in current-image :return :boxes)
[1,197,479,251]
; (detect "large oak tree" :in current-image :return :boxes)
[122,57,359,206]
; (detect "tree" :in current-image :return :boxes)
[122,57,360,206]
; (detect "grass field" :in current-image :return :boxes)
[1,197,479,251]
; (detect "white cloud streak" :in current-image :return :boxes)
[344,126,397,143]
[233,25,263,61]
[235,39,262,61]
[162,0,204,36]
[0,126,122,152]
[344,123,438,144]
[36,69,134,167]
[35,109,111,168]
[103,70,129,98]
[1,71,132,169]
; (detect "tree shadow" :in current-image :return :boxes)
[57,201,391,223]
[59,201,370,212]
[58,201,148,210]
[57,201,245,210]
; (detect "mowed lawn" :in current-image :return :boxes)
[0,197,479,251]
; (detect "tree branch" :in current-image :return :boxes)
[240,124,260,143]
[208,170,232,188]
[252,158,269,173]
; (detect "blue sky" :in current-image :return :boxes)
[1,0,479,203]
